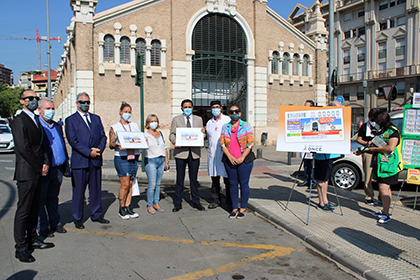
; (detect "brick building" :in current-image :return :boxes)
[53,0,329,145]
[0,64,13,86]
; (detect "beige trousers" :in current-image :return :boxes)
[362,152,374,200]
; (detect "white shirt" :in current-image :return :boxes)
[22,109,38,127]
[111,121,141,156]
[206,114,231,177]
[143,131,168,159]
[77,110,91,128]
[183,114,193,127]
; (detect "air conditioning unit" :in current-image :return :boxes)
[350,76,354,81]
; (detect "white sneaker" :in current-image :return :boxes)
[118,208,130,220]
[378,215,391,224]
[126,207,139,218]
[371,210,383,218]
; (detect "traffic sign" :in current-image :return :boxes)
[383,85,393,100]
[335,96,344,104]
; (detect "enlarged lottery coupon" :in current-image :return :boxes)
[402,139,420,166]
[285,108,344,143]
[404,109,420,135]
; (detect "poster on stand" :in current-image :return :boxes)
[413,92,420,108]
[276,105,352,154]
[176,128,204,147]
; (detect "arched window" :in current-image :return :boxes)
[272,51,280,74]
[293,53,300,75]
[135,38,146,64]
[151,39,161,66]
[303,54,310,76]
[282,53,290,75]
[120,36,130,64]
[104,35,114,63]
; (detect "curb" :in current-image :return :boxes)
[248,201,389,280]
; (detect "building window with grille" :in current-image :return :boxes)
[378,43,387,59]
[104,35,115,63]
[293,54,299,75]
[283,53,290,75]
[344,31,351,39]
[390,19,395,28]
[380,22,387,30]
[302,55,309,76]
[390,0,396,6]
[396,39,405,56]
[343,50,350,64]
[397,0,406,5]
[358,47,365,62]
[120,37,130,64]
[151,40,161,66]
[358,27,365,37]
[135,38,146,65]
[396,60,405,76]
[358,10,365,17]
[379,1,388,10]
[272,51,280,74]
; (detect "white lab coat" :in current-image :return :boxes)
[206,114,231,177]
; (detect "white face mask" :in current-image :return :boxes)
[149,122,158,130]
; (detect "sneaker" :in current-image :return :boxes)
[318,204,334,212]
[371,210,383,218]
[126,207,139,218]
[237,211,246,219]
[378,215,391,224]
[365,199,374,206]
[327,202,337,209]
[118,207,130,220]
[229,211,238,219]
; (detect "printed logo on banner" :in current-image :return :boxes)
[304,145,323,152]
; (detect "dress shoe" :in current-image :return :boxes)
[172,204,182,212]
[52,225,67,234]
[39,229,54,238]
[15,250,35,263]
[74,220,85,229]
[208,201,220,209]
[32,239,55,250]
[193,203,205,211]
[297,181,309,187]
[92,216,110,224]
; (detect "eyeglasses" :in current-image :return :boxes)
[229,110,240,114]
[22,96,40,101]
[77,100,90,105]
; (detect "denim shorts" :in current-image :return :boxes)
[114,155,139,178]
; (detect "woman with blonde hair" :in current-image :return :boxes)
[109,102,141,219]
[144,114,169,214]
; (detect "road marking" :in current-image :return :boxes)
[65,228,297,280]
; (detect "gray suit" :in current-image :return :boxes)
[169,114,203,205]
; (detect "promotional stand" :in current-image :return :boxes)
[391,104,420,214]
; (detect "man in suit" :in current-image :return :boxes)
[65,92,109,229]
[169,99,205,212]
[12,90,54,263]
[37,98,69,237]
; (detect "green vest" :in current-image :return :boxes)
[375,127,403,179]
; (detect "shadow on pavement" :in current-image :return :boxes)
[0,179,16,220]
[6,270,37,280]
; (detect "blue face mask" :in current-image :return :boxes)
[43,109,55,121]
[229,113,241,121]
[212,108,221,117]
[122,113,131,121]
[183,108,192,116]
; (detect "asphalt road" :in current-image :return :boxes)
[1,152,362,279]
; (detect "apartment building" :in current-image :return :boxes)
[0,64,13,85]
[289,0,419,123]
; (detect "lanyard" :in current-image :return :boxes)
[120,121,131,132]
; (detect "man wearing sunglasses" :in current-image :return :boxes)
[12,90,53,263]
[65,92,108,229]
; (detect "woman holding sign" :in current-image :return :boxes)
[144,114,169,214]
[355,109,402,224]
[109,102,141,220]
[220,105,254,219]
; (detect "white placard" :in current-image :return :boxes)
[413,92,420,108]
[176,128,204,147]
[117,131,149,149]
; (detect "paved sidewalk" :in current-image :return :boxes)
[102,145,420,280]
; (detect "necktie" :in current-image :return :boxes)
[186,116,191,128]
[84,114,91,130]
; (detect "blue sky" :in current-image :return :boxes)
[0,0,313,84]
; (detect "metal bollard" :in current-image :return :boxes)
[169,149,174,160]
[257,148,263,159]
[287,152,292,165]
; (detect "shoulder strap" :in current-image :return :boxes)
[159,131,166,144]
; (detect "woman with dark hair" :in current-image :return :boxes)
[220,105,254,219]
[356,108,402,224]
[109,102,141,220]
[356,108,382,205]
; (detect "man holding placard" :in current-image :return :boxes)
[169,99,205,212]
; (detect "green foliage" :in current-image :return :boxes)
[0,83,24,118]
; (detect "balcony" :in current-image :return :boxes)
[337,64,420,83]
[336,0,364,8]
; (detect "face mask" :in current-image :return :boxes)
[149,122,158,130]
[212,108,221,117]
[183,108,192,116]
[27,100,39,112]
[370,121,380,131]
[43,109,55,121]
[79,103,90,113]
[122,113,131,121]
[230,113,241,121]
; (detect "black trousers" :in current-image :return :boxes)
[14,176,42,251]
[175,152,200,205]
[211,176,231,205]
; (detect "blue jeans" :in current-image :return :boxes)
[38,165,64,232]
[224,160,253,209]
[145,157,165,206]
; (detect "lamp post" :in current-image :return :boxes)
[328,0,335,104]
[46,0,51,98]
[363,80,367,122]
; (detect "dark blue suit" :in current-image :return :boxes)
[65,112,107,222]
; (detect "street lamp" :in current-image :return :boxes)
[363,80,367,122]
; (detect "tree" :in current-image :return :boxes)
[0,83,24,118]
